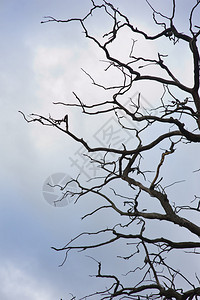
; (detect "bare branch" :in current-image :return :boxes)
[22,1,200,298]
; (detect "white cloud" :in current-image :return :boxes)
[33,46,74,100]
[1,2,199,299]
[0,261,57,300]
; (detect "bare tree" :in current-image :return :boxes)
[21,1,200,299]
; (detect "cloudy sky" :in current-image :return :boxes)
[1,0,200,299]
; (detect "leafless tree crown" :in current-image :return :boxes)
[21,1,200,299]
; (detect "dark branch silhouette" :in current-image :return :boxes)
[22,1,200,299]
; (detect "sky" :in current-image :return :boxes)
[1,0,200,299]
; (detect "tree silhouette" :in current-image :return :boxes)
[21,1,200,299]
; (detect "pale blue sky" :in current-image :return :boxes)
[1,0,199,299]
